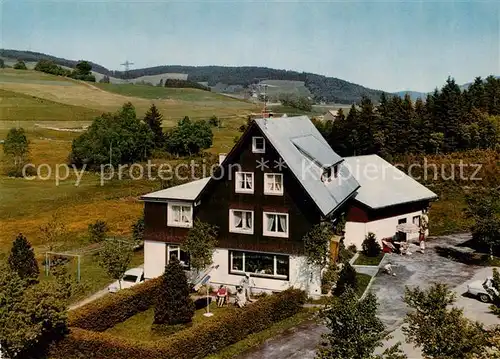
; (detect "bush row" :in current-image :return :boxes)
[69,277,161,332]
[53,288,306,359]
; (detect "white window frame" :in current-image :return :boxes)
[229,209,254,235]
[252,136,265,153]
[167,202,193,228]
[166,245,190,269]
[263,212,289,238]
[264,173,284,196]
[229,251,289,279]
[235,172,254,194]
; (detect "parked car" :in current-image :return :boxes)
[467,277,498,303]
[108,267,144,293]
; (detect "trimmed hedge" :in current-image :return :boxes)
[69,278,161,332]
[53,288,306,359]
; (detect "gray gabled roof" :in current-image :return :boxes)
[255,116,359,217]
[343,155,438,209]
[140,177,210,202]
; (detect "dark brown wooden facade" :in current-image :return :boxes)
[143,123,324,255]
[346,199,431,223]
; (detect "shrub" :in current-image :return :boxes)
[362,232,382,257]
[334,262,357,296]
[208,115,219,127]
[69,278,161,331]
[13,60,27,70]
[131,216,145,246]
[321,264,339,294]
[87,220,109,243]
[303,223,333,267]
[52,289,306,359]
[154,257,195,325]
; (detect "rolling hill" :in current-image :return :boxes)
[1,49,385,104]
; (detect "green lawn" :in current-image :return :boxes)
[356,272,372,297]
[41,249,145,304]
[105,302,229,341]
[354,253,385,266]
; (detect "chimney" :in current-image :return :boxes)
[219,153,227,165]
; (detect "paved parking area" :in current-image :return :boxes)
[240,234,498,359]
[453,267,498,327]
[373,233,480,330]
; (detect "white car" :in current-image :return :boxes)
[467,277,498,303]
[108,267,145,293]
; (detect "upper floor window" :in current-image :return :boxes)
[167,202,193,228]
[252,136,265,153]
[235,172,254,194]
[321,165,339,183]
[264,173,283,195]
[229,209,254,234]
[263,212,289,238]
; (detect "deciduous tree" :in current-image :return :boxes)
[183,220,218,272]
[303,222,333,268]
[403,283,486,359]
[164,116,213,156]
[70,102,155,169]
[317,288,406,359]
[3,127,29,172]
[98,240,133,289]
[0,266,68,359]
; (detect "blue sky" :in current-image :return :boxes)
[1,0,499,92]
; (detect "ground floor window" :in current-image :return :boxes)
[166,245,190,269]
[229,250,289,279]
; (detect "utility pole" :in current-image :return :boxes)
[120,60,134,82]
[109,141,112,166]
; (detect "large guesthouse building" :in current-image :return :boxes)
[141,115,437,297]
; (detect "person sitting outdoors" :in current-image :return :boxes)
[235,286,247,308]
[216,284,228,307]
[384,263,396,276]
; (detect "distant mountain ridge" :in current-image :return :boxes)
[0,49,385,104]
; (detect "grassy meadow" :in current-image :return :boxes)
[0,68,256,300]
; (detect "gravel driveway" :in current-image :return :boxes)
[239,233,493,359]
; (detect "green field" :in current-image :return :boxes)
[0,89,102,122]
[95,83,250,104]
[0,69,256,302]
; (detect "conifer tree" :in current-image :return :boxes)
[143,103,164,147]
[8,233,39,282]
[154,257,195,325]
[334,261,357,296]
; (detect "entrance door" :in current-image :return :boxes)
[398,218,407,241]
